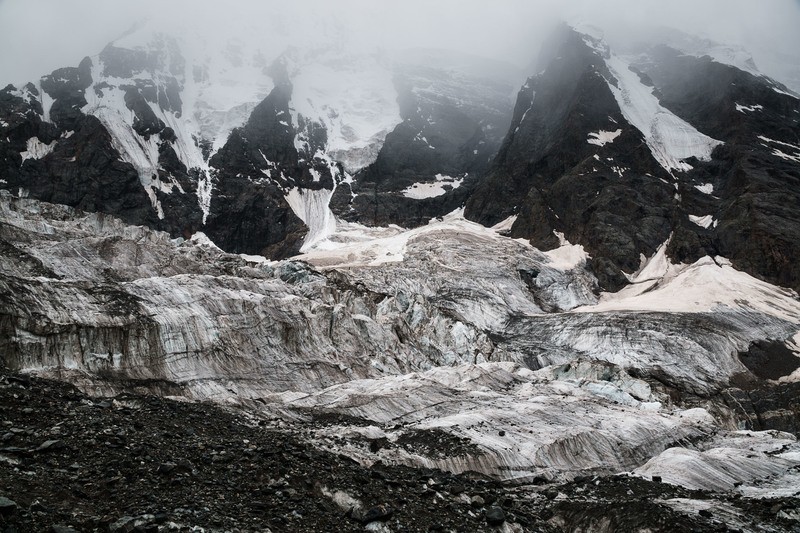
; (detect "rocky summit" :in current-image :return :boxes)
[1,7,800,533]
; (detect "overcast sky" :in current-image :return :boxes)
[1,0,799,87]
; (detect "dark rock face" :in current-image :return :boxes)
[632,46,800,292]
[205,81,306,257]
[1,26,797,281]
[722,382,800,435]
[485,506,506,525]
[204,64,347,257]
[465,27,676,290]
[465,26,800,292]
[40,57,93,131]
[123,85,166,137]
[99,40,185,80]
[0,80,160,230]
[738,340,800,380]
[333,56,517,228]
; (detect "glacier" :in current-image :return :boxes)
[2,190,799,498]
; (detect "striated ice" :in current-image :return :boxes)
[3,192,800,490]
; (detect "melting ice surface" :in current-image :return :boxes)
[4,191,800,495]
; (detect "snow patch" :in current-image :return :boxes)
[757,135,800,151]
[238,254,272,265]
[735,103,763,113]
[587,128,621,147]
[543,232,590,270]
[623,239,672,284]
[772,86,799,99]
[581,255,800,323]
[38,82,54,123]
[758,135,800,164]
[20,137,56,161]
[694,183,714,194]
[689,214,715,229]
[189,231,222,251]
[401,174,464,200]
[491,215,517,233]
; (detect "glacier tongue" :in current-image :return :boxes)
[285,361,706,482]
[286,361,800,485]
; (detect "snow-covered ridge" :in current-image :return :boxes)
[575,28,724,173]
[81,63,189,220]
[583,246,800,323]
[677,40,761,79]
[287,48,402,174]
[74,23,408,231]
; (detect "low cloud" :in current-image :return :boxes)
[1,0,798,87]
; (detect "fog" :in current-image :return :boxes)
[1,0,799,89]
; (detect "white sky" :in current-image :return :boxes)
[0,0,798,88]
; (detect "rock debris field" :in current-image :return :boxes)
[1,372,798,532]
